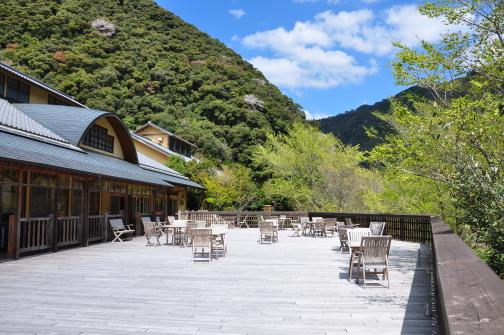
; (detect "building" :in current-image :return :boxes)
[0,62,202,260]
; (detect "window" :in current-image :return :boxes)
[169,138,192,157]
[6,76,29,103]
[110,196,125,215]
[48,94,70,106]
[82,124,114,153]
[0,73,5,98]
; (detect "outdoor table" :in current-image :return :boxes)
[347,240,363,282]
[160,222,189,246]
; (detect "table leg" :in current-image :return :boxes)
[348,249,354,282]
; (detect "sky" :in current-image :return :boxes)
[157,0,455,119]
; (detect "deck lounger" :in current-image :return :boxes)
[143,221,162,246]
[356,236,392,288]
[109,218,135,242]
[369,221,386,236]
[191,228,213,262]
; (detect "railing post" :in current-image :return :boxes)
[400,217,405,241]
[103,212,109,242]
[48,214,55,252]
[7,215,18,259]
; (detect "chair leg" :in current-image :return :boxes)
[362,261,366,289]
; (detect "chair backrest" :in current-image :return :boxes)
[109,218,125,231]
[369,221,386,236]
[191,228,212,248]
[259,221,274,234]
[143,221,158,236]
[185,222,197,235]
[211,223,228,235]
[336,221,345,228]
[280,215,286,219]
[141,216,152,225]
[338,227,348,241]
[173,219,187,227]
[196,220,207,228]
[167,216,175,224]
[312,217,323,222]
[344,217,353,225]
[324,218,337,228]
[300,216,310,224]
[361,236,392,261]
[347,228,372,243]
[178,211,188,220]
[155,216,161,224]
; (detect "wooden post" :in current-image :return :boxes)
[7,215,17,259]
[47,214,55,251]
[103,212,109,242]
[82,180,89,246]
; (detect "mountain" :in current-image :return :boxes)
[0,0,304,163]
[317,86,431,151]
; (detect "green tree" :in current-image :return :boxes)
[202,164,259,211]
[254,123,380,211]
[370,0,504,276]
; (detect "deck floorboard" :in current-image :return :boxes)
[0,229,433,334]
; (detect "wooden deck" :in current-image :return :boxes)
[0,229,434,335]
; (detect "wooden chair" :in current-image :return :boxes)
[191,228,213,262]
[142,221,162,246]
[369,221,386,236]
[338,227,349,253]
[166,216,175,224]
[312,220,326,237]
[196,220,207,228]
[237,215,250,228]
[348,228,372,244]
[344,217,353,226]
[299,216,310,236]
[211,223,228,257]
[183,222,197,246]
[324,218,338,237]
[109,218,135,242]
[259,221,277,244]
[356,236,392,288]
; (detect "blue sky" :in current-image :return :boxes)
[157,0,454,119]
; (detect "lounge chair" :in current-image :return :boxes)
[355,236,392,288]
[143,221,162,246]
[109,218,135,242]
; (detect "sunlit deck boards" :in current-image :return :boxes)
[0,229,433,335]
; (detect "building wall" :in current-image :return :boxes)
[29,85,48,104]
[136,126,169,147]
[133,139,169,165]
[80,117,125,160]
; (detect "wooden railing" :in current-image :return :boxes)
[19,216,52,253]
[56,216,81,247]
[184,211,431,243]
[185,211,307,229]
[431,216,504,334]
[308,212,432,243]
[87,215,105,243]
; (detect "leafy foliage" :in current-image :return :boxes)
[254,123,380,212]
[369,0,504,277]
[0,0,304,164]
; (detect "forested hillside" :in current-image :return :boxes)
[317,86,431,151]
[0,0,304,163]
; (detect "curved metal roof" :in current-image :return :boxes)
[13,104,138,164]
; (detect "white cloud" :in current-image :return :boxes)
[242,4,463,89]
[229,9,246,19]
[304,109,331,120]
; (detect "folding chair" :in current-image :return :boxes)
[109,218,135,242]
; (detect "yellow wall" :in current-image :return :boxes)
[29,86,48,104]
[136,126,169,148]
[133,138,169,165]
[80,117,125,159]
